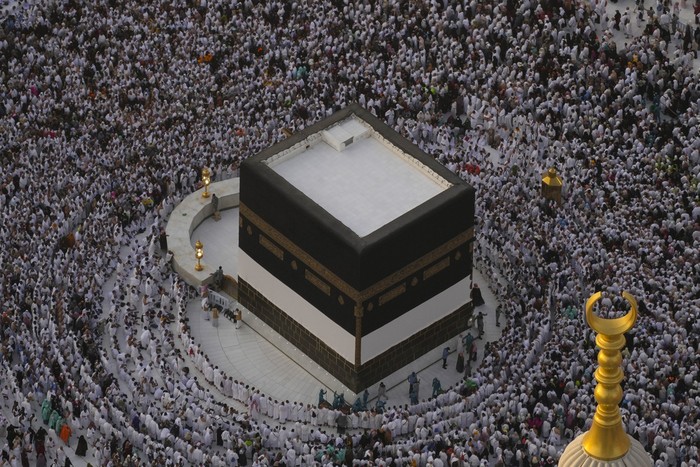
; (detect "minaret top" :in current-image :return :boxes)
[559,291,652,467]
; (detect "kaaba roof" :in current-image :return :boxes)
[264,112,450,237]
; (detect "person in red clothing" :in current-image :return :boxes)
[59,422,72,444]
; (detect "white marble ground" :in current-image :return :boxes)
[188,211,501,409]
[190,207,240,276]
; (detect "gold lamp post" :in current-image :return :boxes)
[559,291,652,466]
[201,167,211,198]
[194,240,204,271]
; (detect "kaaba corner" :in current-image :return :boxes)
[237,104,475,393]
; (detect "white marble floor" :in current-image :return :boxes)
[190,207,240,276]
[188,211,501,409]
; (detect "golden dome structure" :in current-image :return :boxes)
[541,167,563,204]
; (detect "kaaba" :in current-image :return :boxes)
[238,104,475,392]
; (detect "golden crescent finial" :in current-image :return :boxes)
[585,291,637,336]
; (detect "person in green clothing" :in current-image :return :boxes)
[49,409,60,431]
[55,414,65,433]
[476,312,485,338]
[41,397,52,424]
[335,445,346,464]
[432,377,442,398]
[462,332,474,357]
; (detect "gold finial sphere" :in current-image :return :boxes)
[194,240,204,271]
[201,167,211,198]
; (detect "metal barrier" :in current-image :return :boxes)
[207,289,231,311]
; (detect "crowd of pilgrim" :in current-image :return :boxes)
[1,0,699,465]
